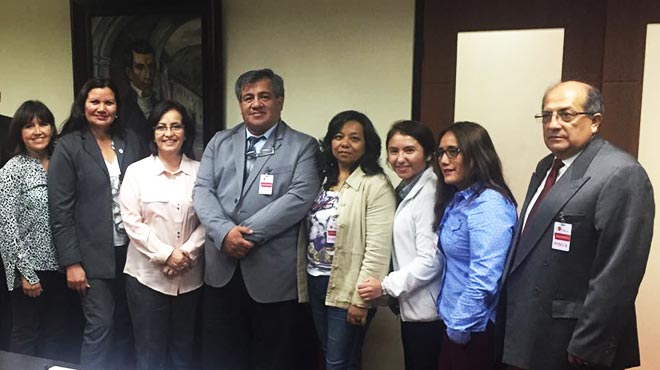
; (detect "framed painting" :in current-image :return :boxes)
[69,0,223,157]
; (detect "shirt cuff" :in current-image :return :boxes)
[447,328,471,344]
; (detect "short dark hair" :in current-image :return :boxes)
[434,121,516,228]
[386,120,436,163]
[125,40,155,70]
[147,100,196,158]
[234,68,285,101]
[7,100,57,157]
[321,110,383,190]
[60,77,122,136]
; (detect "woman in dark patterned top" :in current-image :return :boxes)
[0,100,73,360]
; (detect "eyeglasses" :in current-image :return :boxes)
[154,123,184,133]
[534,110,597,124]
[435,146,461,159]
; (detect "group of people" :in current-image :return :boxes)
[0,68,654,370]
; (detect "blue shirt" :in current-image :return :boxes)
[437,185,516,344]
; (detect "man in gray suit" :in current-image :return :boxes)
[193,68,321,370]
[502,81,654,370]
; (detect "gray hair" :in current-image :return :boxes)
[234,68,285,101]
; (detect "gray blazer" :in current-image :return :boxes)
[48,129,147,279]
[193,121,321,303]
[502,136,655,370]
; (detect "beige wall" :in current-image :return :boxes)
[635,23,660,370]
[0,0,73,124]
[222,0,415,141]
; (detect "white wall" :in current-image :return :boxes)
[222,1,415,368]
[0,0,73,124]
[635,23,660,370]
[454,28,564,206]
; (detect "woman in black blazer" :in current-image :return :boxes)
[48,77,148,370]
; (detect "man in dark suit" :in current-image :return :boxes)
[193,68,321,370]
[502,81,654,370]
[119,40,158,146]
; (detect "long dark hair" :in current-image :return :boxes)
[321,110,383,190]
[147,100,196,159]
[434,121,516,228]
[7,100,57,157]
[60,77,122,137]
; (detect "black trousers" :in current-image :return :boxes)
[401,319,444,370]
[201,266,297,370]
[9,270,79,362]
[126,275,200,370]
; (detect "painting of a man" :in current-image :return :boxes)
[120,40,159,146]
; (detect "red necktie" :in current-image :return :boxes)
[526,158,564,222]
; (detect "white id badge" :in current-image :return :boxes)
[259,174,274,195]
[326,219,337,244]
[552,222,572,252]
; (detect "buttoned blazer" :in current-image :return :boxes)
[193,121,321,303]
[502,136,654,370]
[48,129,148,279]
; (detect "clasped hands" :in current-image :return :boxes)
[222,225,254,259]
[162,249,194,277]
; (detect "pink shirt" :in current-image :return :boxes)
[120,155,205,296]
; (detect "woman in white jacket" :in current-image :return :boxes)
[358,120,444,370]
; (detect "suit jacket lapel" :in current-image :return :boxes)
[502,160,550,279]
[81,130,109,177]
[509,136,605,273]
[113,135,127,178]
[233,126,246,193]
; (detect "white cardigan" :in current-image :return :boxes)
[381,167,444,322]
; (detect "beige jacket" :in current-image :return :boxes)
[297,167,395,308]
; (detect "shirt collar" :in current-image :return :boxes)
[130,82,147,98]
[245,122,279,141]
[395,170,425,201]
[454,182,482,202]
[344,166,366,189]
[555,150,581,169]
[152,154,193,176]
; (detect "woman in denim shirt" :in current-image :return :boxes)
[435,121,517,370]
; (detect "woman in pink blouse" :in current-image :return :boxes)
[119,100,204,370]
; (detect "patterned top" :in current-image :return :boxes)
[437,184,516,344]
[0,155,59,290]
[306,190,340,276]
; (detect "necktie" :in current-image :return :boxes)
[244,136,264,183]
[526,158,564,222]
